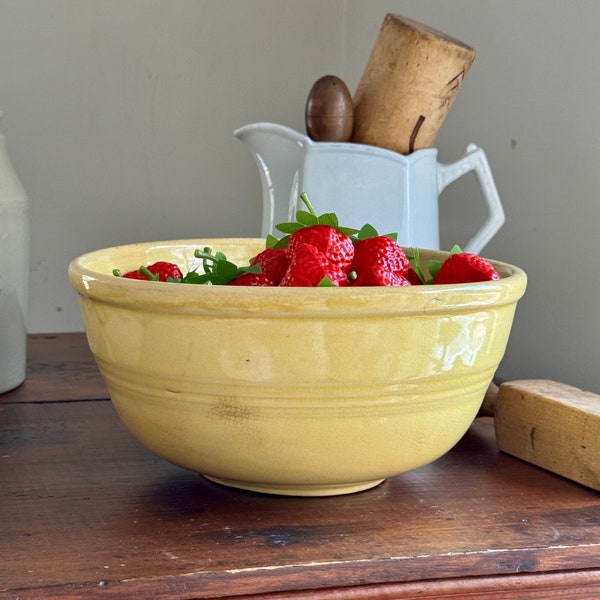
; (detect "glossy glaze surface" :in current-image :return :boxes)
[69,239,526,496]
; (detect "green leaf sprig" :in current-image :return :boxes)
[407,244,462,284]
[190,247,261,285]
[267,192,396,249]
[268,192,360,248]
[113,193,405,286]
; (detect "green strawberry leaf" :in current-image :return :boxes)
[190,247,261,285]
[185,271,214,284]
[354,224,397,241]
[356,223,379,239]
[265,234,279,249]
[407,247,432,285]
[180,270,205,284]
[317,276,335,287]
[427,259,443,280]
[238,264,262,276]
[271,234,291,249]
[296,210,319,227]
[214,259,239,282]
[316,212,339,227]
[337,225,360,237]
[275,221,304,234]
[271,193,363,243]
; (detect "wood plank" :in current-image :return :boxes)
[220,570,600,600]
[0,333,108,403]
[4,571,600,600]
[1,399,599,598]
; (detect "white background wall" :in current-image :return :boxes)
[1,1,599,393]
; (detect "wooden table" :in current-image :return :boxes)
[1,333,599,599]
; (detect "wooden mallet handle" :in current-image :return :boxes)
[352,14,476,154]
[479,382,499,418]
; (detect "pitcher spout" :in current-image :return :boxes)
[234,123,311,236]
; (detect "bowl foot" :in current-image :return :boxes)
[202,474,386,497]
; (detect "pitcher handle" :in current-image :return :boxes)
[437,144,504,255]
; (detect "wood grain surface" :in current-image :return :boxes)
[3,333,108,402]
[1,334,599,599]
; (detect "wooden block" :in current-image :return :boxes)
[495,380,600,491]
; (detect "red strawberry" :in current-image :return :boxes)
[405,268,424,285]
[350,236,409,278]
[433,253,499,284]
[148,261,184,281]
[250,247,290,285]
[122,269,150,280]
[288,224,354,271]
[228,272,275,286]
[351,265,411,287]
[122,261,183,282]
[279,243,348,287]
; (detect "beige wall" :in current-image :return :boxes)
[1,1,599,392]
[0,0,345,329]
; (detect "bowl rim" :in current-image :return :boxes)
[68,238,527,316]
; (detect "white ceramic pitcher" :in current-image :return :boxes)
[235,123,504,254]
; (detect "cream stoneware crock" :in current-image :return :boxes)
[69,239,526,496]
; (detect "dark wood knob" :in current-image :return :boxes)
[305,75,354,142]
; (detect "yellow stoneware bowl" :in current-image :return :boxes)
[69,239,526,496]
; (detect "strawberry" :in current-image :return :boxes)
[114,194,501,289]
[148,261,184,281]
[405,268,424,286]
[228,272,276,286]
[433,253,499,284]
[250,247,290,285]
[351,265,411,287]
[121,261,183,282]
[279,243,349,287]
[121,269,150,281]
[350,236,409,278]
[288,224,354,271]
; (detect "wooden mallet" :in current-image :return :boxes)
[352,14,476,154]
